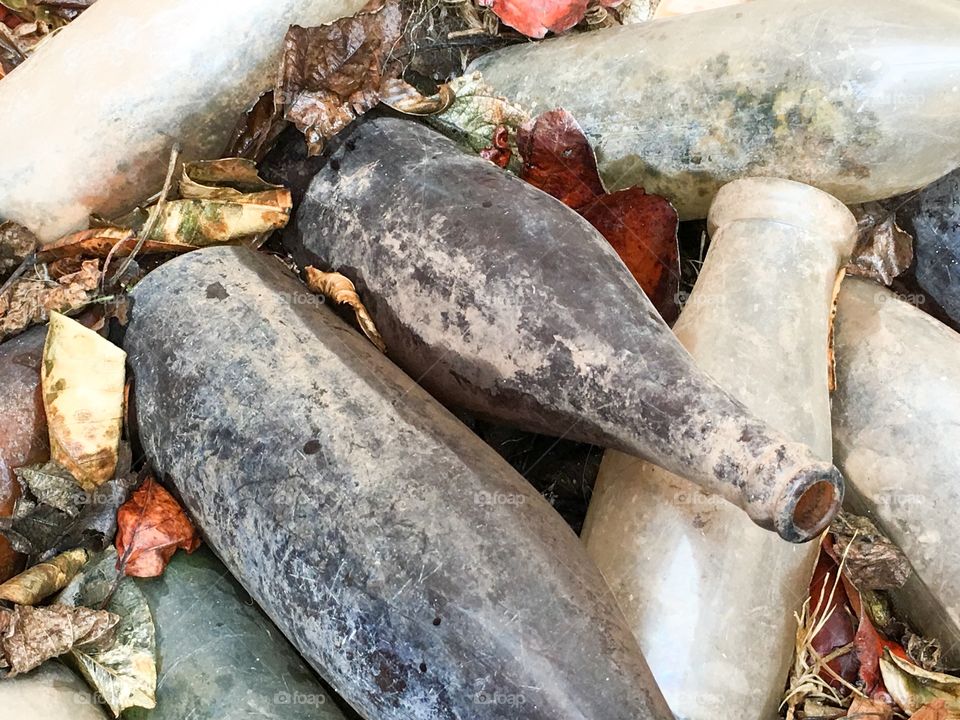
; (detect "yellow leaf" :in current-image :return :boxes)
[42,312,126,489]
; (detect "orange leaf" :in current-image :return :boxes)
[115,477,200,578]
[912,700,950,720]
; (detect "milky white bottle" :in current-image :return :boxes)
[582,178,857,720]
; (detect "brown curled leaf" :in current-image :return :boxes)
[0,547,88,605]
[278,0,404,156]
[479,125,512,168]
[305,267,386,353]
[380,78,455,116]
[36,228,191,264]
[0,259,101,342]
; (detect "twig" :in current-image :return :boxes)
[106,143,180,287]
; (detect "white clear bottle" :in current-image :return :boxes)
[582,177,857,720]
[833,278,960,665]
[472,0,960,219]
[0,0,365,242]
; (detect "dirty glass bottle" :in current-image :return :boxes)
[0,662,108,719]
[582,178,857,720]
[471,0,960,219]
[0,0,365,242]
[124,246,674,720]
[127,547,346,720]
[269,118,843,542]
[833,278,960,665]
[900,168,960,328]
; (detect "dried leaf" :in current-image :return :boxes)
[304,267,386,353]
[0,221,36,280]
[224,90,288,162]
[0,603,118,676]
[0,259,100,342]
[0,454,136,560]
[278,0,403,155]
[379,78,455,116]
[427,72,530,154]
[36,228,191,264]
[518,109,681,321]
[847,202,914,286]
[879,650,960,718]
[144,192,292,246]
[913,700,952,720]
[580,188,681,324]
[0,547,87,605]
[42,312,126,490]
[845,697,894,720]
[853,593,908,696]
[56,547,157,715]
[115,478,200,578]
[15,462,85,516]
[476,0,590,38]
[178,158,283,201]
[831,512,912,591]
[906,633,942,672]
[809,549,859,687]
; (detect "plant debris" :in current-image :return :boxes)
[880,650,960,718]
[278,0,403,155]
[0,547,87,605]
[304,266,387,352]
[427,71,530,157]
[1,449,136,561]
[476,0,619,38]
[0,603,118,677]
[847,201,914,286]
[517,108,681,321]
[115,477,200,578]
[56,546,157,715]
[0,221,36,280]
[0,259,101,342]
[830,512,912,591]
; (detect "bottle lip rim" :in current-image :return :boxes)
[707,176,859,245]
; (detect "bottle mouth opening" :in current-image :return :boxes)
[776,473,843,543]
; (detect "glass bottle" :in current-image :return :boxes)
[471,0,960,220]
[270,117,843,542]
[124,245,675,720]
[582,177,857,720]
[0,0,366,242]
[833,277,960,665]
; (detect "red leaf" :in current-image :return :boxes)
[580,189,680,324]
[809,548,860,687]
[517,110,605,212]
[518,109,680,322]
[479,125,512,169]
[478,0,590,38]
[115,477,200,578]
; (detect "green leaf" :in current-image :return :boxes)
[56,548,157,716]
[427,71,530,154]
